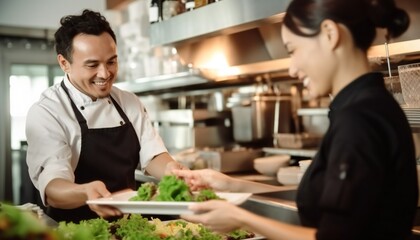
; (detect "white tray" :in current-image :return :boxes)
[87,191,252,215]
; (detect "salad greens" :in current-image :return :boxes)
[129,182,157,201]
[55,218,110,240]
[130,175,222,202]
[0,202,57,239]
[1,203,255,240]
[155,176,193,201]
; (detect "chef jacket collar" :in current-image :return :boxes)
[328,72,384,116]
[63,74,110,105]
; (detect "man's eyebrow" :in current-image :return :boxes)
[84,59,99,64]
[83,55,118,64]
[108,55,118,61]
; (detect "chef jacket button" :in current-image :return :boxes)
[80,106,85,110]
[108,100,111,104]
[120,121,124,125]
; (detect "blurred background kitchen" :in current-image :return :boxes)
[1,0,420,209]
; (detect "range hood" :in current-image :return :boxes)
[117,0,420,94]
[151,0,294,82]
[150,0,291,46]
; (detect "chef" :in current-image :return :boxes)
[25,9,185,223]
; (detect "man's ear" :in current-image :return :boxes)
[320,19,340,50]
[57,54,70,73]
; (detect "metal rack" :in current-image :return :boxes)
[403,107,420,133]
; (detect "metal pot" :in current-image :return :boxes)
[230,94,293,143]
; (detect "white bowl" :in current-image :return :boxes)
[277,166,300,185]
[298,159,312,173]
[253,155,291,176]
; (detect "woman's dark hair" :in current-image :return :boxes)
[54,9,117,63]
[283,0,410,51]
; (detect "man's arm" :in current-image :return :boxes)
[45,178,122,217]
[145,152,187,179]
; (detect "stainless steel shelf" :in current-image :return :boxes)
[114,69,209,93]
[402,107,420,133]
[263,147,317,158]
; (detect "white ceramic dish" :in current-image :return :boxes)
[253,154,291,176]
[87,191,252,215]
[277,166,300,185]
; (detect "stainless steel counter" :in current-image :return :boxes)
[240,187,300,225]
[240,187,420,239]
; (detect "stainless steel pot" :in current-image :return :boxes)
[230,94,293,143]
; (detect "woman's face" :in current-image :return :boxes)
[58,32,118,101]
[281,25,334,99]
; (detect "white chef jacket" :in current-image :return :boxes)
[25,75,168,205]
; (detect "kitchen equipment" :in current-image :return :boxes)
[187,147,263,173]
[154,109,233,153]
[230,93,293,144]
[398,62,420,107]
[383,42,405,105]
[253,154,291,176]
[297,108,329,136]
[384,76,405,105]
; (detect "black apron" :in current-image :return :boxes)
[47,81,140,223]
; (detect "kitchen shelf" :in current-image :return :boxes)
[114,69,209,93]
[263,147,317,158]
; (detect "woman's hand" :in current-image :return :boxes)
[164,159,189,175]
[172,169,235,192]
[181,200,247,233]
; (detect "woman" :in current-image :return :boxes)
[174,0,418,239]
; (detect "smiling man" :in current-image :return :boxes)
[25,9,186,223]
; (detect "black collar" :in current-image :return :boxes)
[329,72,384,113]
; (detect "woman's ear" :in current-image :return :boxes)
[320,19,340,50]
[57,54,70,73]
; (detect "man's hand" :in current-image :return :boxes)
[45,179,122,218]
[85,181,122,218]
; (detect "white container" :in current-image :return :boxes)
[253,155,291,176]
[277,166,300,185]
[297,108,329,136]
[298,159,312,173]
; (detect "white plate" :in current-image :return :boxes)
[87,191,252,215]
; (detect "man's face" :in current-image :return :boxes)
[58,32,118,100]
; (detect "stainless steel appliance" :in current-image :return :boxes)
[229,93,293,145]
[153,109,233,153]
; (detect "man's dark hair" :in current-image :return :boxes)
[54,9,117,63]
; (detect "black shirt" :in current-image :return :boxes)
[296,72,418,240]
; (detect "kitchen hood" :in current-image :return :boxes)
[151,0,293,81]
[150,0,291,47]
[118,0,420,93]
